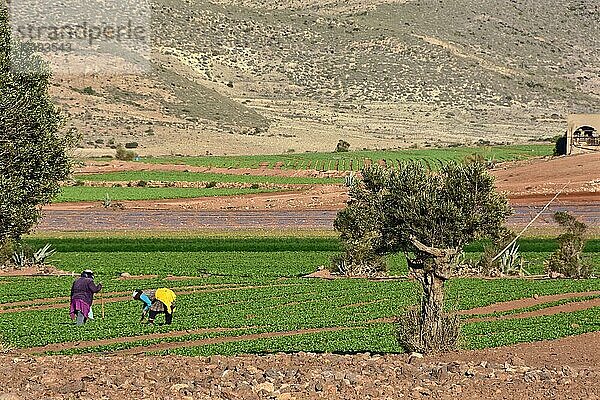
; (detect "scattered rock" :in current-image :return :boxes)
[408,352,424,364]
[509,356,526,367]
[0,394,22,400]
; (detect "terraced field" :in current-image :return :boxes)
[2,235,599,356]
[59,145,551,204]
[142,145,552,171]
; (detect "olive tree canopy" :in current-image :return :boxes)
[335,162,510,353]
[0,6,72,242]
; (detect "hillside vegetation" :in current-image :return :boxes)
[54,0,599,156]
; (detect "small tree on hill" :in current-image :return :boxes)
[0,6,73,245]
[335,162,510,353]
[335,139,350,152]
[545,211,590,278]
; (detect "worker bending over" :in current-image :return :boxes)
[132,288,176,325]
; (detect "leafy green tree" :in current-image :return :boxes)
[554,134,567,156]
[545,211,590,278]
[0,6,72,243]
[335,162,510,353]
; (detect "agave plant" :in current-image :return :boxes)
[33,243,56,264]
[500,242,525,276]
[11,249,30,268]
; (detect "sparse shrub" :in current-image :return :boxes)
[331,232,387,277]
[545,212,591,278]
[463,153,485,165]
[137,180,147,187]
[250,183,260,189]
[396,307,460,354]
[205,181,217,188]
[125,142,138,149]
[335,139,350,152]
[10,243,55,269]
[82,86,97,95]
[554,134,567,156]
[32,243,56,264]
[0,238,16,266]
[115,144,136,161]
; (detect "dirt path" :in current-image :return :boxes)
[467,297,600,323]
[459,291,600,316]
[437,330,600,369]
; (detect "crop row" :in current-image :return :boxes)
[161,306,600,357]
[3,276,600,350]
[23,235,600,255]
[4,246,600,305]
[54,187,281,203]
[140,145,552,171]
[23,236,343,253]
[74,171,342,185]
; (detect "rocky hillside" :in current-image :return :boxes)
[55,0,600,155]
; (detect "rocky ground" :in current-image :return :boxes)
[2,331,600,399]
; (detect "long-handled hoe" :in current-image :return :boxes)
[101,289,105,320]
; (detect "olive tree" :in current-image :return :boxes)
[0,6,72,245]
[335,162,510,353]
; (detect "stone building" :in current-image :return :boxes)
[567,114,600,154]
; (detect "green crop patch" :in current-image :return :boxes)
[74,171,341,185]
[3,234,600,355]
[55,187,280,203]
[23,236,342,253]
[141,145,551,171]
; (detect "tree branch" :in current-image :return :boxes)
[409,236,457,258]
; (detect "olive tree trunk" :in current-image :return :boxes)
[416,267,446,345]
[400,241,460,354]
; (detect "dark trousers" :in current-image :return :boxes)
[148,308,173,324]
[76,311,86,325]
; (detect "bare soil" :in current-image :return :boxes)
[2,332,600,399]
[0,266,72,278]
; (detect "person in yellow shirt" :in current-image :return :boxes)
[132,288,176,325]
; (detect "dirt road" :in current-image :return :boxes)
[36,203,600,231]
